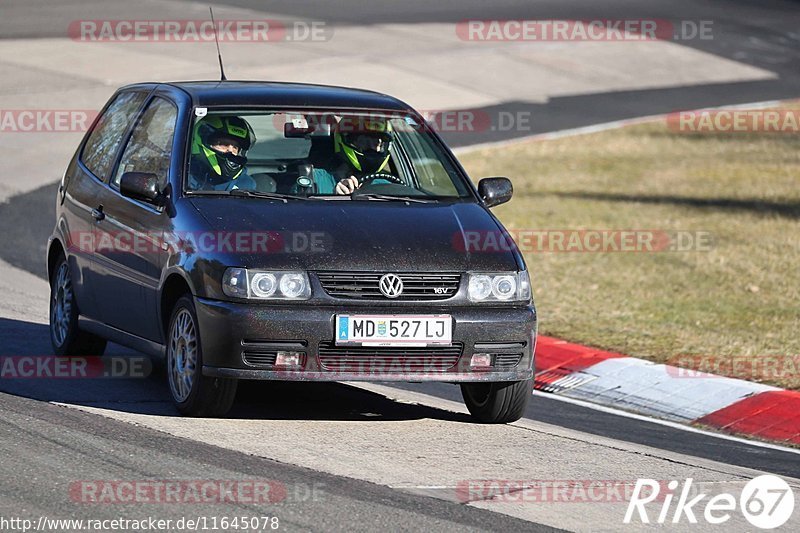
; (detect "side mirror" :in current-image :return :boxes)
[120,172,163,205]
[478,177,513,208]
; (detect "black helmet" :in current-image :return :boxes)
[192,116,256,180]
[334,117,393,174]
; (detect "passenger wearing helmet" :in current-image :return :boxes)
[296,117,396,195]
[189,115,257,191]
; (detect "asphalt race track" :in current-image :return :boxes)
[1,1,800,531]
[5,0,800,147]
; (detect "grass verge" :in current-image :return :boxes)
[459,105,800,389]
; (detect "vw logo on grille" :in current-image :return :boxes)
[379,273,404,298]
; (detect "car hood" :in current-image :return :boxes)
[186,197,522,272]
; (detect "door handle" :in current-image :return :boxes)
[91,206,105,221]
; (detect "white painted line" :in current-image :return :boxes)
[534,390,800,456]
[452,98,790,155]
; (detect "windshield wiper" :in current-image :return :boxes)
[228,189,310,202]
[351,193,438,204]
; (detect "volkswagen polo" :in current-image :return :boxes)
[47,81,537,422]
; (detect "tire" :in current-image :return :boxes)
[461,378,532,423]
[167,295,237,417]
[49,254,107,356]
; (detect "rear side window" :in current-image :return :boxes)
[82,92,147,180]
[112,97,178,189]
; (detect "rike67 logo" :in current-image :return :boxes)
[625,475,795,529]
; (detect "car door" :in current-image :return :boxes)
[90,95,178,341]
[64,90,148,320]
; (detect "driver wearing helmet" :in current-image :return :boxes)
[189,115,257,191]
[298,117,396,195]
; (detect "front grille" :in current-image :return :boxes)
[316,271,460,300]
[318,341,463,372]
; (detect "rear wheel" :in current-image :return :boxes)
[167,295,237,417]
[461,378,532,423]
[49,255,106,356]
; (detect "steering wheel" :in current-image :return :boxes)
[358,172,404,186]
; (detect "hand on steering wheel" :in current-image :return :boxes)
[335,173,404,195]
[335,176,359,195]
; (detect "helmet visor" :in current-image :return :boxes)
[344,132,392,154]
[208,134,244,156]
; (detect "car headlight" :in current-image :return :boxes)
[467,271,531,302]
[222,268,311,300]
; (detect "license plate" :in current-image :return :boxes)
[335,315,452,346]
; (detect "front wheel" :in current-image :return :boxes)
[461,379,532,423]
[167,295,237,417]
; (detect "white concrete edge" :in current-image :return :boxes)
[452,98,791,155]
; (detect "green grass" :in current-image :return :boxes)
[459,109,800,388]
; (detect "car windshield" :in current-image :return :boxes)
[185,110,471,199]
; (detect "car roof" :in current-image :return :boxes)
[121,80,415,112]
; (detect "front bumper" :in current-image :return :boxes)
[195,297,537,382]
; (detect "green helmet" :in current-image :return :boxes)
[334,117,393,174]
[192,115,255,180]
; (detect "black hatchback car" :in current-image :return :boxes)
[47,81,537,422]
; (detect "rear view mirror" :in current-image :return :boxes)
[284,116,333,138]
[478,177,513,208]
[120,172,163,205]
[284,121,315,138]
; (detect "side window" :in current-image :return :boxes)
[112,97,178,190]
[82,92,147,180]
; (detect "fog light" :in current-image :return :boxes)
[275,351,303,367]
[470,353,492,368]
